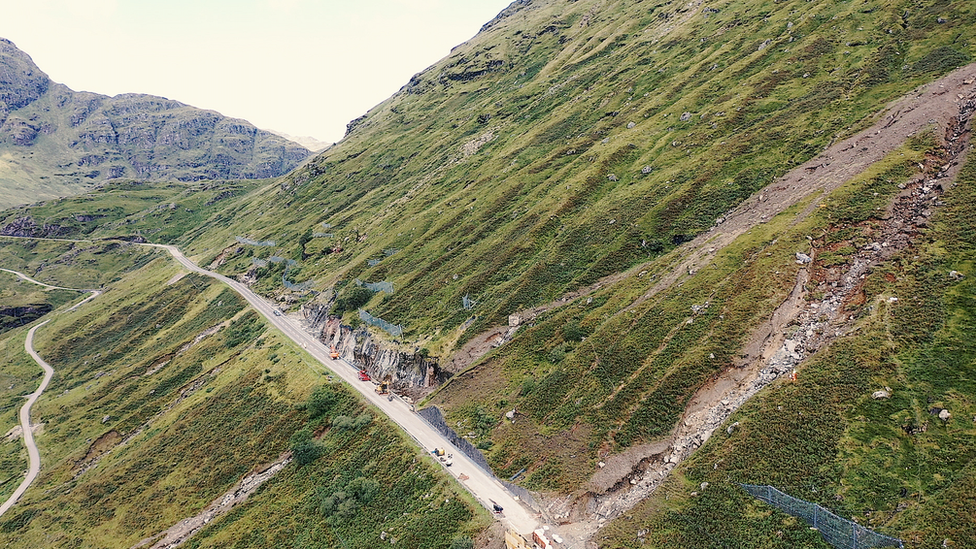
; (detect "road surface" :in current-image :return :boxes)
[0,270,99,518]
[146,244,541,536]
[0,320,54,518]
[0,268,95,292]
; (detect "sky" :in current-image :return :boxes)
[1,0,514,144]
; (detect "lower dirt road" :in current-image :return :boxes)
[0,319,54,519]
[0,270,98,519]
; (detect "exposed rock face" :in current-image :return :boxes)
[0,215,69,238]
[0,38,49,118]
[317,316,447,394]
[0,303,53,333]
[0,38,313,206]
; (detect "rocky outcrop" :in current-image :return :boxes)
[0,304,53,333]
[317,316,447,394]
[0,38,49,114]
[0,216,69,238]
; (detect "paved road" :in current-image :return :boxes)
[147,244,540,536]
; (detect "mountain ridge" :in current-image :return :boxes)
[0,38,312,208]
[0,0,975,547]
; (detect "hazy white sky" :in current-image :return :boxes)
[1,0,513,143]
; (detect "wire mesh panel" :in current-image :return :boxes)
[355,279,394,294]
[236,236,276,246]
[740,484,903,549]
[359,309,403,338]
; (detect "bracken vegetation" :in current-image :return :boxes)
[0,0,975,546]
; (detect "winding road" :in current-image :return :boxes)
[0,243,539,537]
[0,269,98,518]
[145,244,541,537]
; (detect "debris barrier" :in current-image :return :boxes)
[355,279,394,294]
[236,236,276,247]
[359,309,403,338]
[740,484,904,549]
[416,406,492,474]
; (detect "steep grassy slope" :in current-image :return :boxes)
[598,146,976,549]
[0,38,311,208]
[1,0,975,545]
[166,0,973,347]
[0,245,486,548]
[1,0,972,480]
[138,0,973,498]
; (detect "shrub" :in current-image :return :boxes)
[563,320,587,342]
[334,287,374,313]
[307,384,339,419]
[291,440,323,466]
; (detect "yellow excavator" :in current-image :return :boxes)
[375,374,392,396]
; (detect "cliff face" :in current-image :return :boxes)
[0,38,312,207]
[0,38,49,119]
[317,316,446,397]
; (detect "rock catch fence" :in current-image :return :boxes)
[740,484,903,549]
[236,236,276,247]
[417,406,491,471]
[359,309,403,338]
[356,279,394,294]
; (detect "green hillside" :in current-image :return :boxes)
[0,0,975,547]
[0,242,486,548]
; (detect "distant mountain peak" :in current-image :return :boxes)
[0,38,313,207]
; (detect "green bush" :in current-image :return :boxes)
[307,384,339,419]
[334,287,374,313]
[291,440,323,466]
[563,321,587,342]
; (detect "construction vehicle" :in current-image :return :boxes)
[431,448,454,466]
[329,346,339,359]
[375,374,391,395]
[358,369,371,381]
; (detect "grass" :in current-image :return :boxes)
[8,0,971,350]
[0,243,487,548]
[596,128,976,549]
[0,0,974,542]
